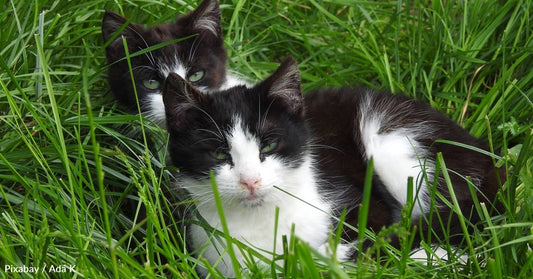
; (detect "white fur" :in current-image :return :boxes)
[410,245,468,265]
[158,56,187,80]
[144,56,188,127]
[359,94,432,218]
[181,118,332,277]
[221,73,252,90]
[318,241,357,261]
[145,93,167,127]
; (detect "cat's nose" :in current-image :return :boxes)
[239,177,262,191]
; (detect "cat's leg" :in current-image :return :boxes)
[359,119,432,219]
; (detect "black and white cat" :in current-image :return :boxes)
[102,0,246,127]
[162,57,504,276]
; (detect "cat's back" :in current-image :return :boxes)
[304,86,490,155]
[304,87,448,129]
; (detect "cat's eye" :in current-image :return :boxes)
[261,141,278,154]
[142,79,161,90]
[210,151,229,161]
[188,70,205,83]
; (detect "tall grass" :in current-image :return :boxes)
[1,0,532,278]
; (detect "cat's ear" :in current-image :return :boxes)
[262,57,303,115]
[182,0,222,38]
[102,11,144,60]
[163,73,205,131]
[102,11,140,44]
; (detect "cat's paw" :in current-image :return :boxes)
[409,245,468,265]
[317,241,356,261]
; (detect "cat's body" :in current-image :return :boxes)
[306,87,504,245]
[162,58,504,276]
[102,0,247,127]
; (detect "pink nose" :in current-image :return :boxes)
[239,177,261,191]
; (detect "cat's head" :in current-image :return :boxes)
[163,57,311,207]
[102,0,227,111]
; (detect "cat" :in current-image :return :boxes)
[162,57,505,276]
[102,0,246,127]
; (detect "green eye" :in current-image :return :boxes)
[261,141,278,154]
[188,70,205,83]
[210,151,229,161]
[142,79,161,90]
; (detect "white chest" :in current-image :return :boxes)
[189,189,331,277]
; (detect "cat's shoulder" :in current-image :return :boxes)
[304,86,439,113]
[305,86,420,102]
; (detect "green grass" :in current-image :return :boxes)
[1,0,532,278]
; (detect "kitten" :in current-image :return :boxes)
[162,57,504,276]
[102,0,245,127]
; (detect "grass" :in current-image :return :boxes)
[1,0,532,278]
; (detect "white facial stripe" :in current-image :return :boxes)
[158,55,187,80]
[227,118,262,180]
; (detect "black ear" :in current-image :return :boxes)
[102,11,131,43]
[102,10,146,61]
[182,0,222,38]
[261,57,303,115]
[163,73,205,131]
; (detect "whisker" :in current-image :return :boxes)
[125,26,157,67]
[188,35,204,64]
[197,128,224,142]
[193,137,224,146]
[308,143,345,154]
[259,99,277,134]
[120,65,158,80]
[192,105,225,140]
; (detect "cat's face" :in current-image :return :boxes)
[102,0,227,112]
[163,58,309,207]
